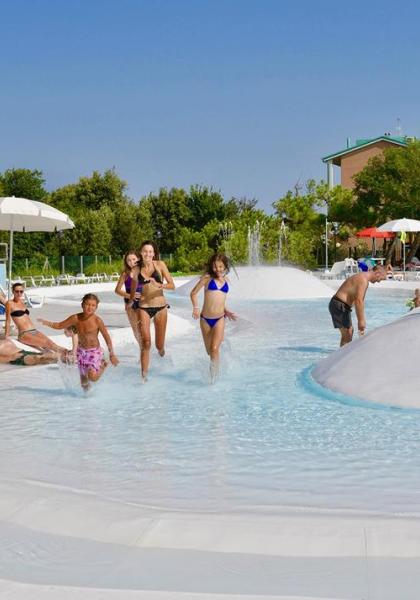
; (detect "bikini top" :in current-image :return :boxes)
[138,263,163,285]
[11,308,30,317]
[124,274,143,293]
[207,278,229,293]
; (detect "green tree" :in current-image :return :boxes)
[50,169,128,213]
[272,180,327,268]
[0,168,50,260]
[351,140,420,259]
[59,206,112,255]
[110,200,153,256]
[186,185,226,231]
[330,140,420,229]
[139,187,190,253]
[0,168,47,201]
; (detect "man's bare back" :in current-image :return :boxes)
[334,272,370,307]
[329,267,386,346]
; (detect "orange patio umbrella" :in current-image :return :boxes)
[355,227,395,256]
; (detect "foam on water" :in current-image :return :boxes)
[176,265,332,300]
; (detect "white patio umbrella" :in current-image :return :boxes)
[377,218,420,271]
[0,196,75,296]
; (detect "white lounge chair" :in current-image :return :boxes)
[56,274,76,285]
[344,258,359,277]
[321,261,347,280]
[74,273,92,284]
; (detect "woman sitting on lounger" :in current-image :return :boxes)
[0,337,58,366]
[5,282,67,354]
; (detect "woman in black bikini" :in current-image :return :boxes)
[130,241,175,381]
[5,282,66,354]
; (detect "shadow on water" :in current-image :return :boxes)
[11,386,73,397]
[277,345,334,354]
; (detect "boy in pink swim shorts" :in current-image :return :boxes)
[39,293,119,390]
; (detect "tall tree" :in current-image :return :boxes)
[0,168,47,201]
[138,188,190,254]
[186,185,226,231]
[50,169,128,214]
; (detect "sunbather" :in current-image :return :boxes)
[5,282,67,354]
[0,337,58,366]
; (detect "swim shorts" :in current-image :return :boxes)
[328,295,352,329]
[76,346,104,376]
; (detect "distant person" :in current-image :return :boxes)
[328,266,387,347]
[0,337,58,366]
[129,241,175,382]
[407,288,420,311]
[115,250,143,354]
[0,291,6,314]
[5,282,67,354]
[38,293,119,391]
[385,262,394,280]
[190,253,237,383]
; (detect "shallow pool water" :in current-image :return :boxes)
[1,289,420,516]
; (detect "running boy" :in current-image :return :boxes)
[38,293,119,390]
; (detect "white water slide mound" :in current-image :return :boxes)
[313,309,420,409]
[177,266,332,300]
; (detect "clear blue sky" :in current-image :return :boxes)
[1,0,419,211]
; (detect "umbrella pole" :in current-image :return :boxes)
[403,240,406,272]
[8,227,14,299]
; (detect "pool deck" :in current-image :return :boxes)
[0,474,420,599]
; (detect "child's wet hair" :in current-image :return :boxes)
[205,253,230,277]
[82,293,99,305]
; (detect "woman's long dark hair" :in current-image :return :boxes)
[205,253,230,278]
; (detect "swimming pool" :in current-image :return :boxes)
[1,289,419,517]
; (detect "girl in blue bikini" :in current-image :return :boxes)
[190,253,236,382]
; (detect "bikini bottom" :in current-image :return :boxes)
[18,328,39,339]
[200,314,225,328]
[139,305,169,319]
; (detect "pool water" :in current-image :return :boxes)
[1,289,420,517]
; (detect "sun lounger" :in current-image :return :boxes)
[56,274,76,285]
[74,273,92,284]
[321,261,347,280]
